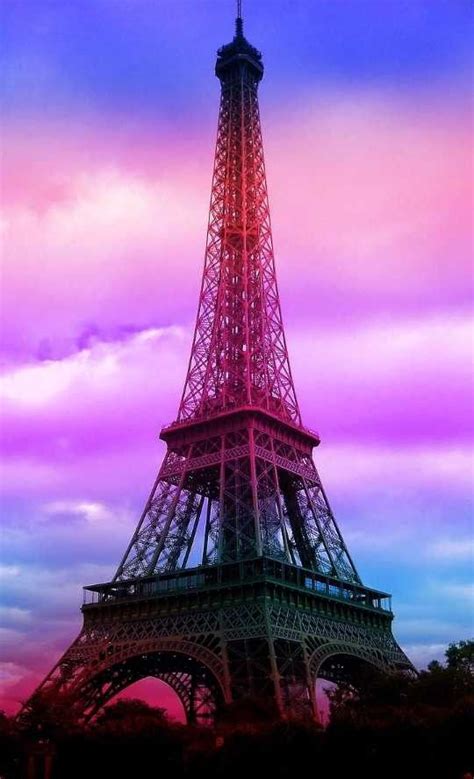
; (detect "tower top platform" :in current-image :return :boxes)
[216,15,264,82]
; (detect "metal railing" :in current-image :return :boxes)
[83,557,391,613]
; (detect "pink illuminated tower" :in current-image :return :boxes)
[26,8,413,724]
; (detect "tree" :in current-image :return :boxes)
[445,639,474,674]
[0,711,20,779]
[325,645,474,779]
[215,695,280,730]
[56,698,183,779]
[17,690,80,740]
[94,698,168,730]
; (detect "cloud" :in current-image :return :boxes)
[400,643,447,669]
[0,561,112,712]
[0,662,30,689]
[396,617,471,642]
[0,563,110,609]
[426,538,474,562]
[392,579,474,655]
[0,627,26,646]
[43,499,132,527]
[436,582,474,604]
[291,313,473,444]
[0,565,21,579]
[1,92,471,360]
[0,326,187,468]
[1,165,206,358]
[318,442,473,497]
[1,324,187,410]
[2,498,136,571]
[0,606,32,626]
[267,93,472,314]
[1,315,471,491]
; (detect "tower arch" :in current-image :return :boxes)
[70,644,227,726]
[310,641,397,683]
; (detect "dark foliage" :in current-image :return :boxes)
[325,639,474,779]
[445,639,474,674]
[215,693,280,728]
[3,640,473,779]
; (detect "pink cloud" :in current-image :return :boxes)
[290,313,473,443]
[265,93,471,317]
[1,310,470,575]
[1,314,470,479]
[1,90,471,360]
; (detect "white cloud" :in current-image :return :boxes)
[401,643,447,669]
[3,167,203,263]
[436,582,474,603]
[1,164,206,355]
[0,606,32,625]
[43,499,132,527]
[426,538,474,562]
[0,565,21,579]
[0,661,29,688]
[2,563,111,624]
[317,442,473,495]
[0,627,25,646]
[292,314,471,382]
[396,617,472,640]
[0,325,187,408]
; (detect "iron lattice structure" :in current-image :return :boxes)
[27,15,413,725]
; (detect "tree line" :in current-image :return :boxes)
[1,640,472,779]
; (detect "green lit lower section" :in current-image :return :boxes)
[83,556,392,613]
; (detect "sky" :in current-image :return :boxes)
[0,0,473,718]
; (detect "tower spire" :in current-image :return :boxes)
[236,0,243,37]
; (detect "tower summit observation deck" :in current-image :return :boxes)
[216,14,263,81]
[25,6,414,724]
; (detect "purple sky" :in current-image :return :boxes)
[0,0,473,716]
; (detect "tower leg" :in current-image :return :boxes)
[188,672,197,725]
[303,644,319,722]
[267,636,285,716]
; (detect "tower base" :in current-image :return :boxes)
[29,558,413,725]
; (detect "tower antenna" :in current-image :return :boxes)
[236,0,243,36]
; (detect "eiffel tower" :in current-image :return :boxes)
[28,8,413,725]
